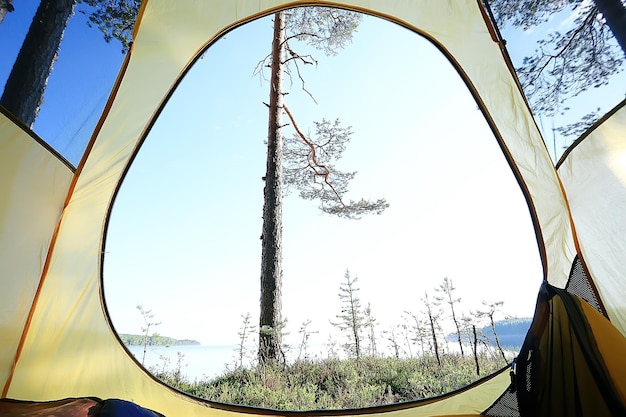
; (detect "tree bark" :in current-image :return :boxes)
[451,305,464,357]
[350,293,361,359]
[595,0,626,56]
[490,315,508,364]
[259,10,286,365]
[424,294,441,366]
[428,313,441,366]
[0,0,75,128]
[472,325,480,376]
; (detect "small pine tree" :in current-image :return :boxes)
[296,319,317,361]
[404,311,428,357]
[363,303,378,357]
[331,270,365,359]
[136,304,161,365]
[434,277,464,356]
[235,313,256,369]
[477,300,508,364]
[422,292,442,366]
[383,326,401,359]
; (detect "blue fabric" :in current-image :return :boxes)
[99,399,164,417]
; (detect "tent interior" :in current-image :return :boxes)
[1,1,626,416]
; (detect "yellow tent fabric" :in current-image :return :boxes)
[0,111,74,389]
[558,101,626,335]
[0,0,624,416]
[514,284,626,416]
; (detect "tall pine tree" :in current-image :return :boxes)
[258,7,387,363]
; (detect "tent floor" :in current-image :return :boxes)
[0,397,164,417]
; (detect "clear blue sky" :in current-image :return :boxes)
[2,3,622,356]
[101,13,543,349]
[0,1,125,163]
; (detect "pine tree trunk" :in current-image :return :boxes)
[451,308,464,357]
[0,0,75,128]
[595,0,626,56]
[428,313,441,366]
[491,317,507,364]
[259,10,286,365]
[472,325,480,376]
[350,294,361,359]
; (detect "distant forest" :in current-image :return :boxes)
[119,334,200,347]
[450,317,532,351]
[483,317,533,349]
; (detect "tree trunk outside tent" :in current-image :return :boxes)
[0,0,76,128]
[259,10,286,365]
[595,0,626,55]
[423,293,441,366]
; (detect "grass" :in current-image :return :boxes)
[152,353,506,410]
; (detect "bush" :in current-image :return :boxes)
[156,353,505,410]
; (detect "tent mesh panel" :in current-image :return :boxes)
[484,255,596,416]
[565,255,604,315]
[482,386,520,416]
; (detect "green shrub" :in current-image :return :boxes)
[156,353,506,410]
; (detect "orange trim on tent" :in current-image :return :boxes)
[1,210,65,398]
[1,29,136,400]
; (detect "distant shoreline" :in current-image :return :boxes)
[119,333,201,347]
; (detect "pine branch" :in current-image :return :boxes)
[283,104,346,207]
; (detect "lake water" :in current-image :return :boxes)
[126,344,243,381]
[125,330,528,382]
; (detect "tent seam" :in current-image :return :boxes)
[1,28,136,399]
